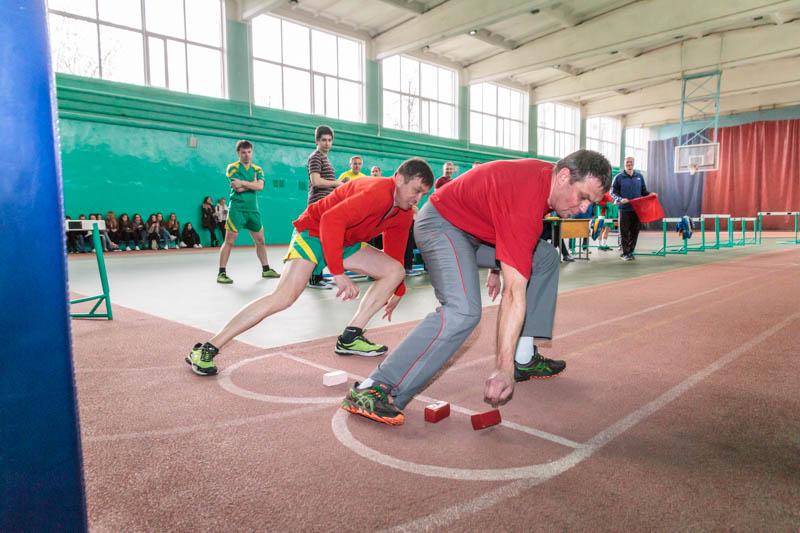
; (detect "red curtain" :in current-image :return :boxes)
[702,119,800,230]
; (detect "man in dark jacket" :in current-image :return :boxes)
[610,156,655,260]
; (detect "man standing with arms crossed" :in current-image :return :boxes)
[185,159,434,375]
[610,156,655,261]
[341,150,612,425]
[217,140,280,284]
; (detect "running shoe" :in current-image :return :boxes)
[262,268,281,278]
[217,272,234,284]
[340,382,404,425]
[514,348,566,382]
[307,278,332,289]
[335,335,388,357]
[185,342,219,376]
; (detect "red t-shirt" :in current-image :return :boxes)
[293,177,412,296]
[429,159,553,279]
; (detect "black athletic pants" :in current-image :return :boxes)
[619,209,641,256]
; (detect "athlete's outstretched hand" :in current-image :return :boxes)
[484,368,514,407]
[333,274,360,301]
[382,294,401,321]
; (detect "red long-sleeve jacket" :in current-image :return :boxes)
[292,177,412,296]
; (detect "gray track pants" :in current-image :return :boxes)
[368,202,560,409]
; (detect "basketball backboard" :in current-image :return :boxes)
[675,142,719,175]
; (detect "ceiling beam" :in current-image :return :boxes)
[372,0,548,59]
[470,29,518,51]
[373,0,427,14]
[584,56,800,117]
[467,0,800,83]
[241,0,286,20]
[533,20,800,103]
[623,85,800,127]
[539,5,578,28]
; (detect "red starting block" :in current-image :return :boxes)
[424,401,450,423]
[470,409,501,430]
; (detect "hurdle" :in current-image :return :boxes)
[633,217,692,257]
[730,217,758,246]
[69,221,113,320]
[756,211,800,245]
[687,214,730,252]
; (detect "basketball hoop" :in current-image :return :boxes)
[688,163,698,176]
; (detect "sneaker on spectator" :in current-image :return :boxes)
[180,241,187,248]
[193,244,200,248]
[135,245,140,251]
[150,241,157,250]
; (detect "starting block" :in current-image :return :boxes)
[471,409,501,430]
[322,370,348,387]
[424,401,450,423]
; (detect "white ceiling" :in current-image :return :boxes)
[231,0,800,127]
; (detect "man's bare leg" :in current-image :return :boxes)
[250,228,269,267]
[342,246,405,329]
[219,229,237,268]
[210,258,315,348]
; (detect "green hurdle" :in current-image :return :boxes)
[687,214,729,251]
[730,217,758,246]
[633,217,691,257]
[757,211,800,245]
[70,223,113,320]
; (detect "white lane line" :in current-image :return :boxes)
[223,352,580,448]
[83,404,324,442]
[448,270,775,374]
[75,365,181,373]
[378,313,798,530]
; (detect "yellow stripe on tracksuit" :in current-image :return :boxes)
[286,232,317,264]
[226,217,238,232]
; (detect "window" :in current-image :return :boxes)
[625,127,650,172]
[586,116,621,165]
[536,102,579,158]
[252,15,365,122]
[382,55,457,138]
[469,83,527,150]
[47,0,225,97]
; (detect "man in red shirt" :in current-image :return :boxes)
[341,150,612,425]
[185,158,434,376]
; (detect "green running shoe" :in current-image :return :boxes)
[262,268,280,278]
[340,382,404,426]
[514,348,566,382]
[217,272,233,284]
[335,335,388,357]
[185,342,219,376]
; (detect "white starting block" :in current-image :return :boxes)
[322,370,348,387]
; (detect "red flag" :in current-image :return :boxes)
[629,195,665,223]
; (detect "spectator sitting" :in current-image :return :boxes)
[118,213,137,250]
[131,213,146,250]
[65,215,83,253]
[156,212,173,248]
[146,213,164,250]
[105,211,120,247]
[165,213,182,248]
[181,222,202,248]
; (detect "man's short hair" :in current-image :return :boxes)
[397,158,434,187]
[236,140,253,152]
[443,161,454,168]
[315,125,334,141]
[349,155,362,163]
[554,149,613,192]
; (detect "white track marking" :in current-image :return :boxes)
[377,314,798,531]
[83,404,323,442]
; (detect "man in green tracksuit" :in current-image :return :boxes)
[216,140,280,284]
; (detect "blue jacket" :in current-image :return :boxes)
[610,170,649,211]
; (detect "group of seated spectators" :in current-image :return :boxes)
[66,211,205,253]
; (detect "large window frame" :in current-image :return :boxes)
[470,82,528,151]
[536,102,580,158]
[251,14,365,122]
[46,0,226,98]
[624,127,650,172]
[382,55,458,139]
[586,116,622,166]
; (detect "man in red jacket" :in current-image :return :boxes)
[185,158,434,376]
